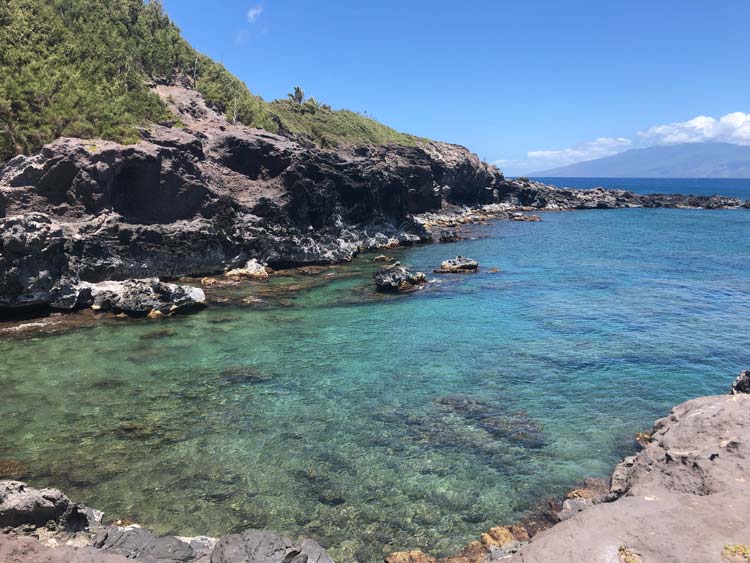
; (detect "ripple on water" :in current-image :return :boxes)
[1,209,749,562]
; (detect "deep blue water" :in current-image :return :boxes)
[1,208,749,562]
[530,177,750,199]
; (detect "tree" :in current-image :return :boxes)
[288,85,304,105]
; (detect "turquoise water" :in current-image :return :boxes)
[1,208,750,562]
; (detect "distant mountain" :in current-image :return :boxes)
[530,143,750,178]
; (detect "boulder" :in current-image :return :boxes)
[209,530,333,563]
[434,256,479,274]
[225,258,269,280]
[729,369,750,394]
[0,481,70,528]
[88,279,206,315]
[374,263,426,293]
[438,229,460,243]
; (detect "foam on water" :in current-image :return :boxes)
[1,208,749,562]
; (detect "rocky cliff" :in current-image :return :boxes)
[1,86,748,313]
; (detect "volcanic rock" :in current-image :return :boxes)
[434,256,479,274]
[374,263,426,292]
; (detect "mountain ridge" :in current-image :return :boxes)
[530,142,750,178]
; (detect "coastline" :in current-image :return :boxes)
[3,372,748,563]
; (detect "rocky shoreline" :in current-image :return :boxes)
[385,371,750,563]
[2,372,748,563]
[2,85,748,319]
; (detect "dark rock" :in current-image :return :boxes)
[374,263,426,293]
[0,481,70,528]
[209,530,333,563]
[729,369,750,394]
[433,256,479,274]
[94,525,195,562]
[438,229,460,243]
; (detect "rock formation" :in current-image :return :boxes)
[433,256,479,274]
[374,263,427,292]
[389,371,750,563]
[2,85,747,314]
[0,480,334,563]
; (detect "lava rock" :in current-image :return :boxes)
[210,530,334,563]
[438,229,460,243]
[730,370,750,394]
[374,263,426,293]
[225,259,269,280]
[0,481,70,528]
[88,279,206,315]
[434,256,479,273]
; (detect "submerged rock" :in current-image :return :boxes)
[434,256,479,274]
[374,262,427,293]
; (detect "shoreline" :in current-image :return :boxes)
[2,372,748,563]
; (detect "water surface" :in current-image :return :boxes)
[2,208,749,562]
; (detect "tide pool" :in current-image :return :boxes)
[1,208,749,562]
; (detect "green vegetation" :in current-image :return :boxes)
[723,545,750,562]
[0,0,418,162]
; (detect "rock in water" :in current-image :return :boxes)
[374,263,426,293]
[0,480,70,528]
[434,256,479,273]
[87,279,206,316]
[225,258,270,280]
[730,369,750,394]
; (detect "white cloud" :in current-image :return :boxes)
[247,5,263,23]
[638,112,750,146]
[496,137,632,173]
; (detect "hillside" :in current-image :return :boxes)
[531,143,750,178]
[0,0,417,163]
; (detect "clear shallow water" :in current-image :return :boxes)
[530,176,750,199]
[2,208,750,562]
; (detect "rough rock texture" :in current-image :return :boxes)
[0,481,71,528]
[0,481,335,563]
[729,369,750,394]
[498,393,750,563]
[210,530,333,563]
[2,85,746,312]
[374,263,426,292]
[434,256,479,274]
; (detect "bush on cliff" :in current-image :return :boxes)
[0,0,418,163]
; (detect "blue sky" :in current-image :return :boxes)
[162,0,750,175]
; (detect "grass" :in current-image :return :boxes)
[269,100,423,148]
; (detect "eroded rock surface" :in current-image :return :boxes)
[433,256,479,274]
[498,392,750,563]
[0,480,335,563]
[374,263,427,293]
[2,86,746,313]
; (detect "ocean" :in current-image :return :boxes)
[1,180,749,562]
[530,176,750,199]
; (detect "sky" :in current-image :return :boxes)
[161,0,750,175]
